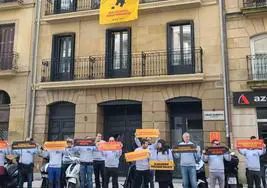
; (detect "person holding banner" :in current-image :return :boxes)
[174,132,200,188]
[12,138,42,188]
[150,139,174,188]
[0,140,10,188]
[202,139,231,188]
[93,133,105,188]
[102,137,122,188]
[61,138,74,188]
[73,136,96,188]
[238,136,266,188]
[133,139,151,188]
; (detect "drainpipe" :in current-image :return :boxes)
[219,0,232,148]
[28,0,41,138]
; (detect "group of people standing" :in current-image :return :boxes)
[0,132,267,188]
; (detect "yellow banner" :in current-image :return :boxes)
[135,129,160,138]
[44,141,67,151]
[149,160,174,170]
[125,150,149,162]
[99,0,139,24]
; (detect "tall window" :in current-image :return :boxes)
[54,0,76,13]
[106,28,131,78]
[0,24,15,70]
[0,91,10,140]
[251,34,267,80]
[167,21,194,74]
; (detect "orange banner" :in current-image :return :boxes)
[135,129,160,138]
[236,139,263,149]
[97,142,122,151]
[44,141,67,151]
[125,150,150,162]
[0,140,8,149]
[210,132,221,142]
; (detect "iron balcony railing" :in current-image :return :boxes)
[45,0,166,15]
[0,0,21,3]
[247,54,267,81]
[243,0,267,8]
[0,52,18,71]
[41,49,203,82]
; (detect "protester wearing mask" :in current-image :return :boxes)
[101,137,122,188]
[239,136,266,188]
[13,138,42,188]
[150,139,174,188]
[134,139,151,188]
[202,139,231,188]
[93,133,105,188]
[174,132,201,188]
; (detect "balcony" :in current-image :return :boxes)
[247,54,267,89]
[0,0,23,10]
[0,52,18,77]
[38,49,204,89]
[43,0,201,23]
[242,0,267,15]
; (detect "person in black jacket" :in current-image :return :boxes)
[224,152,242,188]
[260,138,267,188]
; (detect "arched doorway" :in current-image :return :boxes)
[48,102,75,141]
[167,96,203,178]
[99,100,142,176]
[0,90,10,140]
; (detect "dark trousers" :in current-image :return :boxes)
[94,160,105,188]
[104,167,118,188]
[0,175,5,188]
[61,164,70,188]
[134,170,150,188]
[18,163,33,188]
[247,170,261,188]
[261,166,267,188]
[159,182,170,188]
[149,170,154,188]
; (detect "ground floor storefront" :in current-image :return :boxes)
[33,81,225,175]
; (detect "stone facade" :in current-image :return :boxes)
[0,0,35,141]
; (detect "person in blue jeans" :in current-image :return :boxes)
[41,147,65,188]
[174,132,201,188]
[73,136,96,188]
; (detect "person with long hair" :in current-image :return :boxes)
[151,139,174,188]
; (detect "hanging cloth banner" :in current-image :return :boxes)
[99,0,139,24]
[97,142,123,151]
[236,139,264,149]
[44,141,67,151]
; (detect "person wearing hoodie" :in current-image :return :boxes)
[0,140,10,188]
[134,139,151,188]
[150,139,174,188]
[102,137,122,188]
[93,133,105,188]
[40,147,65,188]
[174,132,201,188]
[238,136,266,188]
[73,136,96,188]
[202,139,231,188]
[12,138,42,188]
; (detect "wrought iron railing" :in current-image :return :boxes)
[247,54,267,80]
[243,0,267,8]
[41,49,203,82]
[0,52,18,71]
[44,0,167,15]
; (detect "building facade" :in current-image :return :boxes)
[0,0,35,141]
[226,0,267,181]
[33,0,225,175]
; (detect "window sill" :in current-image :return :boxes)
[35,73,205,90]
[247,80,267,90]
[41,0,201,23]
[241,6,267,16]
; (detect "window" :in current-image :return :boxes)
[167,21,195,74]
[52,33,75,81]
[54,0,76,13]
[0,24,15,70]
[251,34,267,80]
[106,28,131,78]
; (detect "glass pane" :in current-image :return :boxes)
[122,32,128,69]
[59,37,72,73]
[61,0,73,11]
[113,33,121,70]
[182,24,192,65]
[254,35,267,55]
[171,26,181,65]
